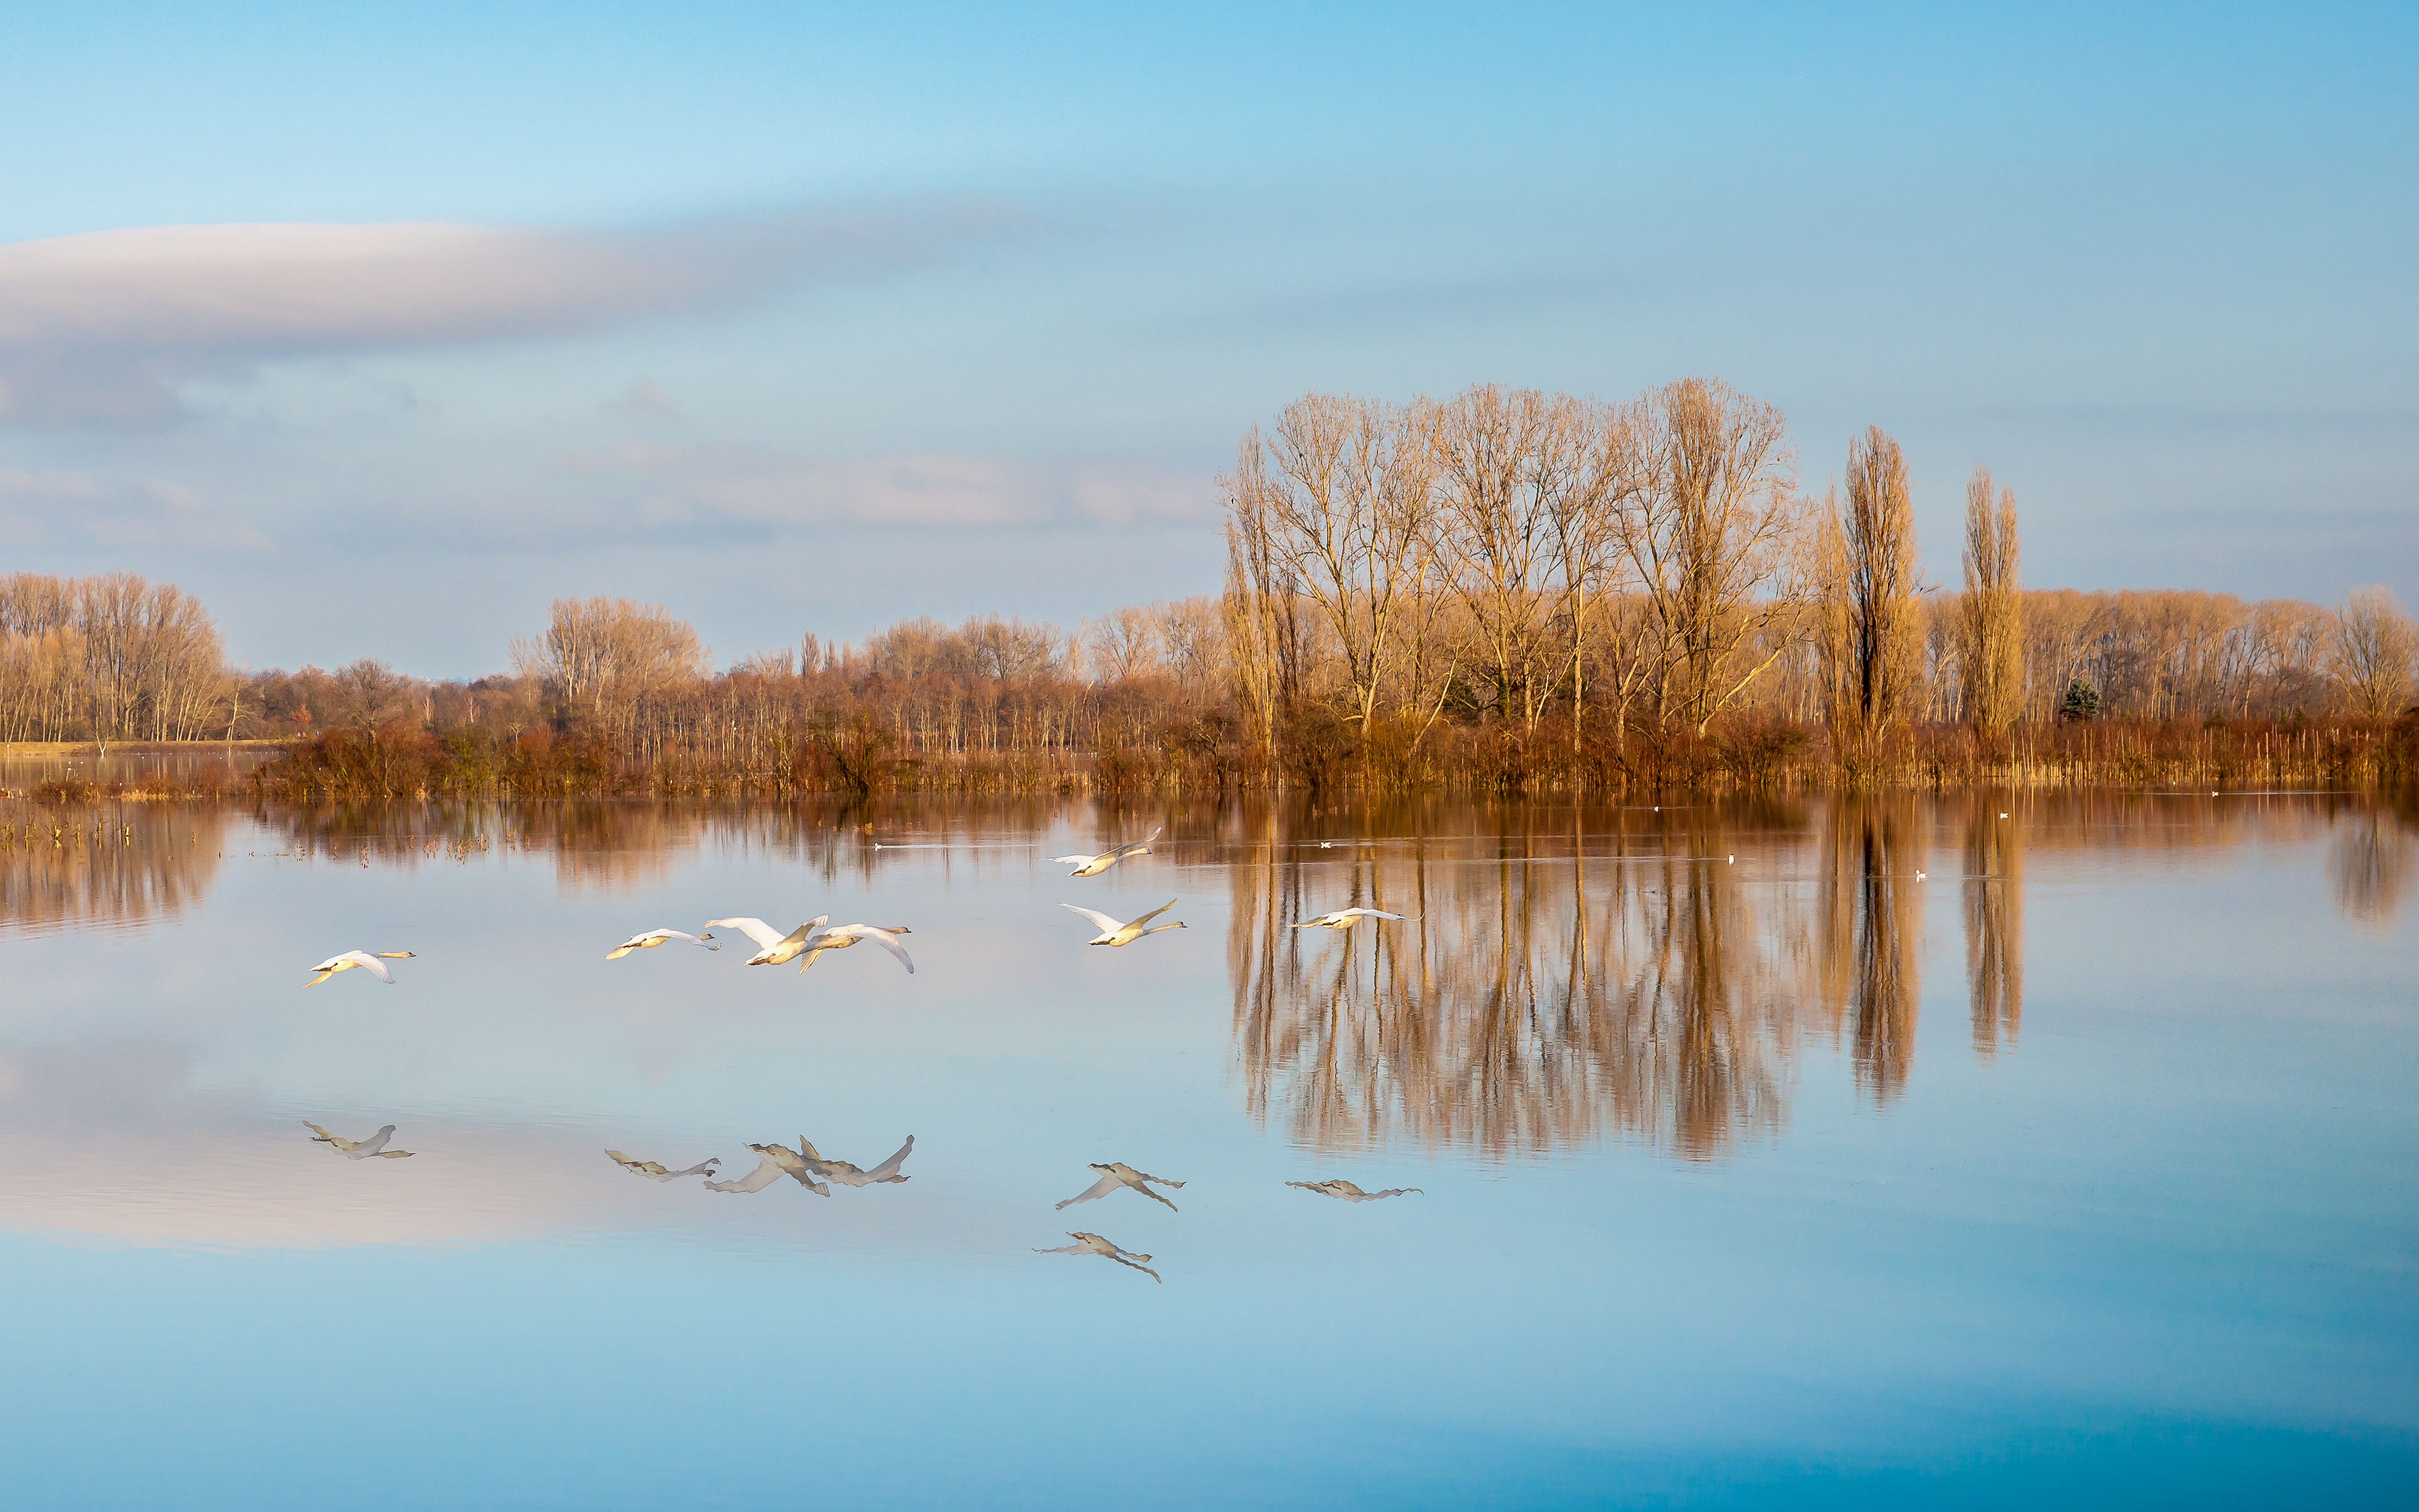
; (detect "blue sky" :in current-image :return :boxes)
[1,1,2412,676]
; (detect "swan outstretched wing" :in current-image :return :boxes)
[774,916,830,952]
[852,927,916,974]
[1128,899,1180,931]
[864,1136,914,1181]
[1058,904,1121,933]
[1056,1172,1122,1209]
[1050,854,1099,866]
[704,918,786,951]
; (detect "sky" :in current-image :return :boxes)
[0,1,2412,678]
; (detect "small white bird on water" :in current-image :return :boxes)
[605,1150,721,1181]
[305,950,414,987]
[1052,828,1162,877]
[303,1121,413,1159]
[1287,1178,1422,1201]
[1034,1231,1161,1283]
[704,1141,831,1196]
[1057,1161,1185,1212]
[799,1135,915,1186]
[1293,908,1409,931]
[1059,899,1187,947]
[605,929,718,960]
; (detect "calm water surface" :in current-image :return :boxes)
[2,793,2414,1508]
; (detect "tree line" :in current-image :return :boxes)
[6,376,2417,795]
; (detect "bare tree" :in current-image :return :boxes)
[1960,468,2023,738]
[1549,399,1647,743]
[1822,426,1922,754]
[1621,378,1810,733]
[1147,596,1229,700]
[1221,433,1308,751]
[1225,394,1435,742]
[334,658,417,727]
[2330,586,2417,717]
[1424,385,1571,730]
[512,596,711,735]
[1085,605,1164,683]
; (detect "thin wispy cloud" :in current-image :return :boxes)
[555,443,1221,532]
[0,465,268,549]
[0,201,1023,428]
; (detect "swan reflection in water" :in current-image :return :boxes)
[1286,1178,1422,1202]
[304,949,415,987]
[605,1150,720,1181]
[1051,826,1161,877]
[1292,908,1410,932]
[1033,1232,1160,1283]
[604,929,718,960]
[303,1121,414,1159]
[704,1141,830,1196]
[800,1135,915,1186]
[1056,1161,1183,1212]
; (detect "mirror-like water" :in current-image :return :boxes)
[2,794,2414,1508]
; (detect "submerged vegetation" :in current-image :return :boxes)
[7,379,2417,801]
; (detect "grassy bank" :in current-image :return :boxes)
[221,708,2419,802]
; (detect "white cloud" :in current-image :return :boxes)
[0,203,1018,428]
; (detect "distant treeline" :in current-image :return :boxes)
[8,378,2418,799]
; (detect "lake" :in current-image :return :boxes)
[2,791,2414,1508]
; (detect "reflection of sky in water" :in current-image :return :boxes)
[1,795,2414,1507]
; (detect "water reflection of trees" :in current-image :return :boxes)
[2329,809,2414,928]
[0,801,228,933]
[1230,802,1807,1161]
[1814,798,1922,1104]
[1963,797,2024,1056]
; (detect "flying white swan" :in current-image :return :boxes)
[703,1141,830,1196]
[792,923,915,976]
[605,929,718,960]
[605,1149,721,1181]
[1292,908,1410,931]
[1051,827,1162,877]
[1286,1178,1423,1201]
[1033,1231,1161,1283]
[705,916,828,967]
[1056,1161,1185,1212]
[303,1121,414,1159]
[1058,899,1187,947]
[798,1135,914,1186]
[305,950,414,987]
[707,916,914,973]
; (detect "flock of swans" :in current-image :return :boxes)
[298,823,1423,1282]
